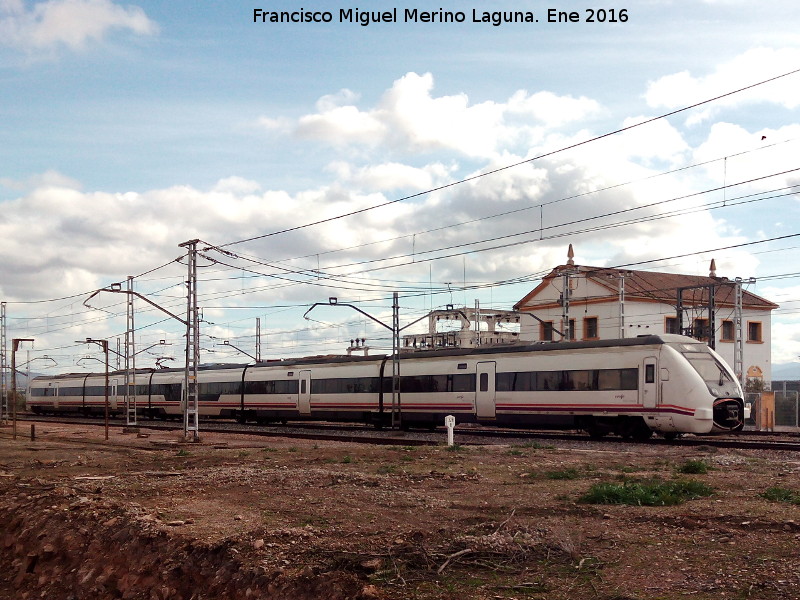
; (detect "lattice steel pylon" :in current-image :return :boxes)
[391,292,401,429]
[180,239,200,441]
[125,275,137,427]
[733,278,745,385]
[1,302,7,423]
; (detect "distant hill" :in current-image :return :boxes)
[772,363,800,381]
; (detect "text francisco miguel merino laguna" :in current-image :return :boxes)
[253,7,544,27]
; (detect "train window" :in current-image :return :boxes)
[479,372,489,392]
[645,364,656,384]
[457,363,467,370]
[452,374,475,392]
[598,368,638,391]
[619,368,638,390]
[85,385,109,396]
[497,369,639,392]
[497,372,534,392]
[300,380,307,394]
[311,378,379,394]
[565,370,596,391]
[247,380,301,394]
[151,384,182,402]
[536,371,561,391]
[58,386,83,396]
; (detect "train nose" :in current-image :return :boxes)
[712,398,744,432]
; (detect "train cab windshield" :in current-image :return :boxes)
[683,352,732,385]
[669,342,739,397]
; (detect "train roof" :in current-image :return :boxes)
[30,334,703,381]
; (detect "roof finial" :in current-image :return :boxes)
[709,258,717,278]
[566,243,575,266]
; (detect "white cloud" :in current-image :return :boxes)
[694,123,800,191]
[645,48,800,125]
[262,72,602,159]
[0,0,157,53]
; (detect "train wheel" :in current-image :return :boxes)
[662,432,678,441]
[586,425,607,440]
[616,417,652,440]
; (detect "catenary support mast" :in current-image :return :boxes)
[180,239,201,441]
[1,302,7,423]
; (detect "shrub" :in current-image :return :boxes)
[579,478,714,506]
[761,487,800,505]
[676,459,712,474]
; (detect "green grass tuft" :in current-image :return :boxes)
[579,478,714,506]
[676,459,712,474]
[761,487,800,505]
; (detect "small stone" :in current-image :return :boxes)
[360,584,381,599]
[253,539,265,550]
[166,520,185,527]
[360,558,382,572]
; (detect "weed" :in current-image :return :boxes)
[579,477,714,506]
[761,487,800,505]
[446,443,466,452]
[677,459,712,474]
[507,449,526,456]
[617,464,643,474]
[176,449,190,457]
[342,455,353,464]
[377,465,397,475]
[545,468,581,480]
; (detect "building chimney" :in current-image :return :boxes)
[709,258,717,278]
[567,244,575,266]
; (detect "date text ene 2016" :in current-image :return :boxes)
[548,9,629,23]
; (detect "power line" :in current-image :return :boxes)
[214,66,800,249]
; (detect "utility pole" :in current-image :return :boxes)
[180,239,201,442]
[255,317,262,363]
[125,275,137,428]
[618,271,629,339]
[1,302,7,423]
[732,277,755,386]
[391,292,400,429]
[11,338,34,440]
[78,339,110,440]
[560,270,572,341]
[304,293,427,429]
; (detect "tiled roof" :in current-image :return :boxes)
[515,265,778,310]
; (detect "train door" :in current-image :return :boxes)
[642,357,659,409]
[110,379,119,411]
[476,362,496,420]
[298,370,311,415]
[52,383,59,410]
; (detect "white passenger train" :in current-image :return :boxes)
[27,334,745,439]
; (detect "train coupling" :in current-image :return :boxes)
[712,398,745,432]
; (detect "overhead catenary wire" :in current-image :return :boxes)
[214,66,800,249]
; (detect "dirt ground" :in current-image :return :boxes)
[1,422,800,600]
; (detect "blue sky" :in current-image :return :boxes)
[2,0,800,374]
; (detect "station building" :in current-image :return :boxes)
[402,246,777,390]
[513,247,777,389]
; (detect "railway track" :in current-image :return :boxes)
[11,413,800,452]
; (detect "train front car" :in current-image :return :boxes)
[660,335,745,434]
